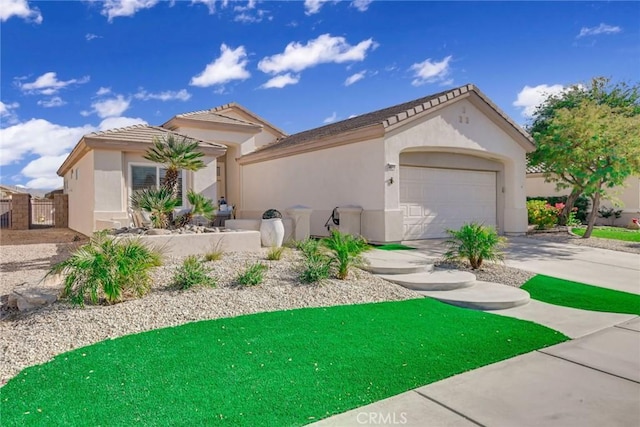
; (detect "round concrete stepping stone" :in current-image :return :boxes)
[418,281,530,310]
[378,270,476,291]
[362,260,434,275]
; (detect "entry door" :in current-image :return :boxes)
[400,167,497,239]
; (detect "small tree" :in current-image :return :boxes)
[529,78,640,238]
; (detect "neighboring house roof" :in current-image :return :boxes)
[163,103,287,137]
[57,125,227,176]
[240,84,535,164]
[526,164,546,174]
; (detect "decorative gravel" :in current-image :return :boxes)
[0,247,420,385]
[434,260,536,288]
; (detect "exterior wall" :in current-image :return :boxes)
[9,194,30,230]
[241,138,386,238]
[527,174,640,225]
[67,150,95,236]
[93,149,128,228]
[53,194,69,228]
[384,99,529,238]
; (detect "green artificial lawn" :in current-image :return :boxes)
[523,275,640,315]
[373,243,417,251]
[1,299,567,426]
[571,226,640,242]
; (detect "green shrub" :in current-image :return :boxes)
[204,239,225,261]
[262,209,282,219]
[130,187,179,229]
[299,253,333,283]
[49,232,162,306]
[296,238,322,258]
[237,262,268,286]
[444,222,506,270]
[527,195,589,223]
[266,246,285,261]
[172,255,216,290]
[526,200,560,229]
[321,230,369,280]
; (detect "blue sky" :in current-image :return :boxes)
[1,0,638,189]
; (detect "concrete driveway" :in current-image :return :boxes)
[405,237,640,294]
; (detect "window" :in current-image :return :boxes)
[130,165,184,207]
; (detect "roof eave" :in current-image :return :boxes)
[165,116,263,134]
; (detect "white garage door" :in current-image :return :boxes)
[400,167,497,239]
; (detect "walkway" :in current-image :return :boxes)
[312,239,640,426]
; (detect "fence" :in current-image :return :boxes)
[0,199,11,229]
[31,198,54,228]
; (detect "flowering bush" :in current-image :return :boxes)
[526,200,561,229]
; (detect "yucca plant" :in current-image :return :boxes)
[444,222,506,269]
[175,191,217,227]
[130,187,179,228]
[143,134,206,198]
[49,231,162,306]
[321,230,369,280]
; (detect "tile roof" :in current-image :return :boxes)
[250,84,532,156]
[85,124,226,149]
[172,110,261,128]
[526,163,546,174]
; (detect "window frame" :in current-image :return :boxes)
[128,163,187,208]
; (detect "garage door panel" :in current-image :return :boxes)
[400,167,497,239]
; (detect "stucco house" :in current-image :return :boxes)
[58,84,536,242]
[526,167,640,225]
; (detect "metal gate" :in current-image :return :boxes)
[31,198,54,228]
[0,199,11,229]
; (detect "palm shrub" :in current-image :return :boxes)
[321,230,369,280]
[49,231,162,306]
[130,187,179,228]
[444,222,506,270]
[175,190,217,227]
[172,255,216,289]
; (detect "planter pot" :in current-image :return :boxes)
[260,218,285,247]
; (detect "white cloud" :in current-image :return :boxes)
[134,88,191,101]
[37,96,66,108]
[98,116,147,130]
[234,9,269,24]
[96,87,112,96]
[190,44,251,87]
[234,0,255,11]
[0,119,94,166]
[351,0,372,12]
[85,33,101,41]
[258,34,377,75]
[261,73,300,89]
[0,0,42,23]
[21,155,68,189]
[191,0,228,14]
[409,55,452,86]
[513,84,565,118]
[19,72,90,95]
[304,0,333,15]
[577,23,622,38]
[0,101,20,124]
[84,95,131,118]
[101,0,159,22]
[344,71,366,86]
[323,112,337,124]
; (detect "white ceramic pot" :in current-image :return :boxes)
[260,218,285,247]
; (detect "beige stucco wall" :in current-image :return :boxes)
[527,174,640,224]
[66,150,95,237]
[241,138,386,237]
[384,98,529,237]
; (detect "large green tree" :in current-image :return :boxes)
[529,78,640,238]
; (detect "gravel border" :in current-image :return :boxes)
[526,230,640,254]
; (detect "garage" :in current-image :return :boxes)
[400,166,497,239]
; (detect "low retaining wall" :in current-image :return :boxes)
[120,230,261,256]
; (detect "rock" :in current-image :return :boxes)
[8,284,58,312]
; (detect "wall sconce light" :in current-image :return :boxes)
[386,163,397,171]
